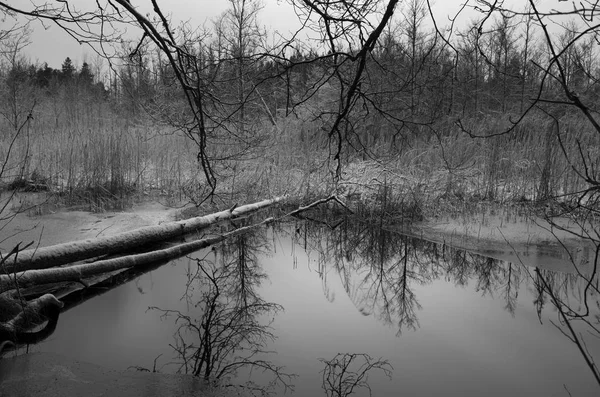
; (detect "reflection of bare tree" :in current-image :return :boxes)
[501,263,523,315]
[320,353,392,397]
[531,264,600,386]
[215,226,270,311]
[152,225,294,396]
[293,217,598,335]
[294,220,495,333]
[331,222,427,334]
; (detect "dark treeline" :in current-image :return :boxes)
[112,9,597,128]
[9,58,104,93]
[7,20,593,136]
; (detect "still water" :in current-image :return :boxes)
[37,218,600,396]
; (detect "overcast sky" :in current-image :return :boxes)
[9,0,508,70]
[17,0,296,68]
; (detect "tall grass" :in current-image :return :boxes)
[1,88,598,219]
[0,97,197,211]
[259,109,600,220]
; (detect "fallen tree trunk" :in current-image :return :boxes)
[1,196,285,275]
[0,218,274,290]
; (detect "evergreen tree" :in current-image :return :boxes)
[78,62,94,86]
[61,57,75,80]
[35,63,56,88]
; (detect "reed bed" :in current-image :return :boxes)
[1,95,598,221]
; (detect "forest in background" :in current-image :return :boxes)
[0,0,599,215]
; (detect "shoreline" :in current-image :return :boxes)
[412,213,594,273]
[1,193,596,275]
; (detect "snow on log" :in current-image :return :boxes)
[0,218,274,289]
[1,196,285,274]
[1,236,223,289]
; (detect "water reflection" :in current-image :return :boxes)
[150,221,294,395]
[26,212,600,396]
[0,258,168,355]
[320,353,392,397]
[282,215,600,394]
[290,218,600,338]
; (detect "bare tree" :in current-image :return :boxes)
[286,0,403,174]
[401,0,428,116]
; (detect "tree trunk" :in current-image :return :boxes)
[1,196,285,274]
[0,216,275,290]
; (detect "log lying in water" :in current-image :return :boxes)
[0,218,274,290]
[1,196,285,275]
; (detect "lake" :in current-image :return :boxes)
[36,217,600,396]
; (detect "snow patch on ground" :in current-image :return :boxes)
[1,200,184,253]
[415,212,595,273]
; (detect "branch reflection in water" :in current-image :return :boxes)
[292,219,507,334]
[150,219,295,396]
[320,352,392,397]
[4,203,598,395]
[287,213,599,389]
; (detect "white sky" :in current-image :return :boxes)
[19,0,297,68]
[5,0,572,71]
[4,0,476,70]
